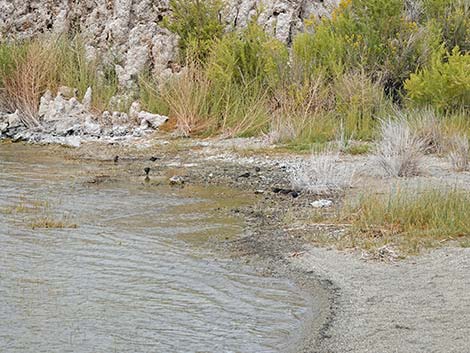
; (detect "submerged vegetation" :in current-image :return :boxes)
[2,197,78,230]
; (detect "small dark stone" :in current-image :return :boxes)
[255,166,261,172]
[238,172,250,178]
[272,187,282,193]
[144,167,151,176]
[113,155,119,163]
[290,191,300,198]
[149,156,160,162]
[279,189,292,195]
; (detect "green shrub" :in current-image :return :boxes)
[292,0,441,93]
[164,0,224,63]
[333,71,390,140]
[207,21,288,90]
[422,0,470,53]
[405,47,470,111]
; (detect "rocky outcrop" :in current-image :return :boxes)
[0,88,168,145]
[0,1,339,86]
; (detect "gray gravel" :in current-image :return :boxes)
[291,246,470,353]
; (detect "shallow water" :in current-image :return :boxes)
[0,144,311,353]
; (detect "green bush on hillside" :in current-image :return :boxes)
[292,0,441,93]
[405,47,470,111]
[422,0,470,53]
[163,0,224,63]
[207,21,289,90]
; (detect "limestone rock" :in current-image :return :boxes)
[0,0,339,84]
[82,87,93,110]
[138,111,168,130]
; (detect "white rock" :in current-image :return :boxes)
[38,90,53,118]
[169,175,185,185]
[129,101,142,121]
[64,135,81,148]
[7,110,21,128]
[83,117,101,136]
[82,87,93,110]
[138,111,168,129]
[310,199,334,208]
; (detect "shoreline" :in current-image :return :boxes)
[3,136,470,352]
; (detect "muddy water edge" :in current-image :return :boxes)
[0,142,332,353]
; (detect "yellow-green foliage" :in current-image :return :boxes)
[423,0,470,53]
[292,0,441,91]
[405,47,470,111]
[164,0,224,63]
[207,21,288,90]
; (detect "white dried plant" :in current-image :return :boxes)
[374,118,426,177]
[290,148,355,194]
[408,108,444,154]
[448,134,470,172]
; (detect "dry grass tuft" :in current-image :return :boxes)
[162,65,214,137]
[290,147,355,194]
[3,39,60,126]
[448,133,470,171]
[408,108,445,154]
[374,117,426,177]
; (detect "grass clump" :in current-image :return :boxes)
[447,133,470,171]
[30,216,78,230]
[338,187,470,254]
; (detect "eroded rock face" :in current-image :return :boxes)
[0,0,339,85]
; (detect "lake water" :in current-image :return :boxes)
[0,144,311,353]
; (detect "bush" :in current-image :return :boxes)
[269,76,336,144]
[447,133,470,171]
[207,21,288,90]
[405,47,470,111]
[1,39,60,124]
[164,0,224,63]
[290,147,356,194]
[158,62,270,137]
[422,0,470,53]
[333,71,390,140]
[292,0,440,93]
